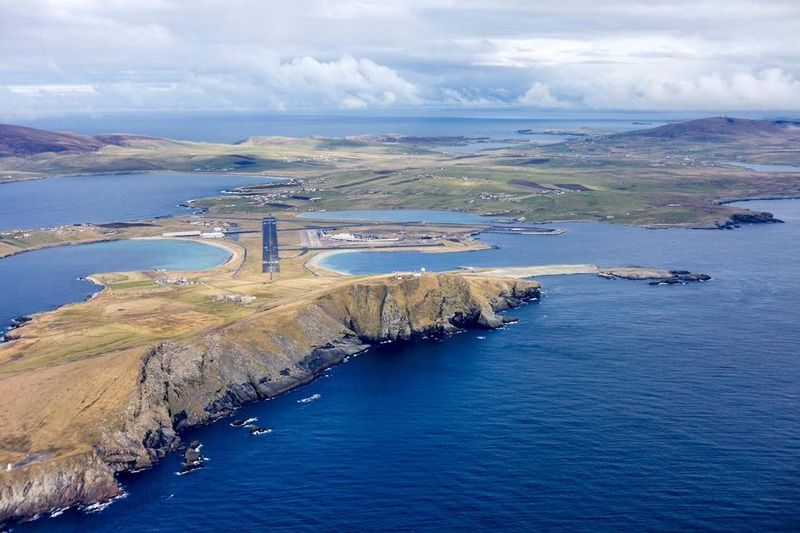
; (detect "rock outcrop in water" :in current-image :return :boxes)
[0,273,539,525]
[598,268,711,284]
[179,441,204,474]
[718,211,784,229]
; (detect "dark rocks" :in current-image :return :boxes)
[208,382,260,415]
[718,211,784,229]
[679,273,711,282]
[0,452,121,525]
[731,212,783,224]
[9,316,32,328]
[1,316,32,342]
[179,441,204,474]
[299,337,368,373]
[247,425,272,436]
[599,267,710,285]
[184,441,202,464]
[649,271,712,285]
[230,417,257,428]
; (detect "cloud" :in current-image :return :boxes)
[547,67,800,110]
[270,55,420,108]
[517,82,571,109]
[625,69,800,110]
[0,0,798,116]
[0,55,420,116]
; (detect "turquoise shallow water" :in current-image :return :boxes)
[0,239,230,337]
[16,200,800,532]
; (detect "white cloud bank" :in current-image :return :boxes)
[602,69,800,111]
[0,0,799,117]
[515,69,800,111]
[0,55,420,117]
[517,82,571,109]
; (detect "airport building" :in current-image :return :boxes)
[262,217,280,275]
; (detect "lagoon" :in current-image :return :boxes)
[0,239,230,337]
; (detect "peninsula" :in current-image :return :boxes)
[0,272,539,521]
[0,116,797,525]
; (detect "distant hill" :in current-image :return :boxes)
[0,124,107,157]
[0,124,162,157]
[611,117,800,143]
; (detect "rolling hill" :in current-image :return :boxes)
[0,124,107,157]
[610,116,800,143]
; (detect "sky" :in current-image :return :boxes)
[0,0,799,119]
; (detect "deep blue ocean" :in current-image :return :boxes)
[10,200,799,532]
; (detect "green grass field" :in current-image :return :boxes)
[2,118,799,228]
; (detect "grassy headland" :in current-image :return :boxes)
[0,116,798,523]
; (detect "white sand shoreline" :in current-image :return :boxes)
[305,249,355,275]
[133,236,244,269]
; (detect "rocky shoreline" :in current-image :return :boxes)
[598,267,711,284]
[717,211,784,229]
[0,315,31,343]
[0,274,539,526]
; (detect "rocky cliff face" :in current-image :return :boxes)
[0,452,121,523]
[0,274,539,525]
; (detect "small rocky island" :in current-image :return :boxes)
[718,211,784,229]
[598,268,711,284]
[179,441,204,475]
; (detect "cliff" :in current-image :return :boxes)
[0,273,539,525]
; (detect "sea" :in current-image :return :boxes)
[2,114,798,531]
[0,172,277,230]
[14,110,715,143]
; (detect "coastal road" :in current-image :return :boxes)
[468,264,598,278]
[465,264,676,279]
